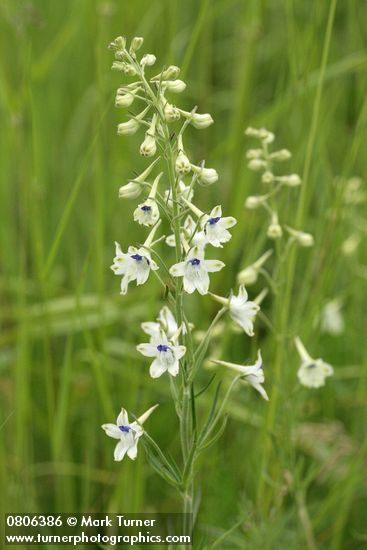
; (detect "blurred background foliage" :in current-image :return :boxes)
[1,0,367,548]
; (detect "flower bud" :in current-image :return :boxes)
[129,37,144,53]
[285,226,314,247]
[115,90,137,108]
[179,110,214,129]
[140,134,157,157]
[117,106,150,136]
[119,182,142,199]
[248,159,267,171]
[175,151,191,174]
[267,213,282,239]
[278,174,301,187]
[117,119,140,136]
[163,80,187,93]
[161,65,180,79]
[112,61,137,75]
[245,196,266,209]
[246,149,263,159]
[270,149,291,161]
[108,36,126,50]
[140,54,156,67]
[261,171,274,184]
[163,102,181,122]
[191,164,218,185]
[237,266,258,285]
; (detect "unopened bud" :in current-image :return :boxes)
[279,174,301,187]
[163,80,186,93]
[262,171,274,184]
[129,37,144,53]
[270,149,291,161]
[246,149,263,159]
[118,181,142,199]
[140,54,156,67]
[245,195,268,209]
[191,164,218,185]
[248,159,267,171]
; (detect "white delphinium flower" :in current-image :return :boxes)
[102,404,158,461]
[111,224,160,294]
[216,285,260,336]
[212,350,268,400]
[133,173,162,226]
[210,284,260,336]
[190,164,218,185]
[183,200,237,248]
[141,306,178,342]
[111,243,159,294]
[202,205,237,247]
[169,245,224,295]
[237,250,273,286]
[137,331,186,378]
[119,158,159,199]
[294,337,334,388]
[320,300,344,336]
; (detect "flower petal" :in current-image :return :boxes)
[114,439,128,461]
[137,343,158,357]
[116,408,129,426]
[149,358,168,378]
[170,261,186,277]
[101,423,122,440]
[204,260,225,273]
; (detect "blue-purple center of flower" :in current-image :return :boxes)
[307,363,316,369]
[118,425,131,433]
[189,258,201,266]
[141,205,152,212]
[131,254,143,261]
[208,216,221,225]
[157,344,170,353]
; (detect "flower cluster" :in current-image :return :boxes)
[102,35,268,465]
[244,127,314,246]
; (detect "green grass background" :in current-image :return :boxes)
[1,0,367,548]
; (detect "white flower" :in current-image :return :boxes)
[212,350,268,400]
[191,164,218,185]
[141,306,178,341]
[169,245,224,295]
[133,198,159,226]
[210,285,260,336]
[294,337,333,388]
[140,134,156,157]
[137,332,186,378]
[228,285,260,336]
[102,404,158,461]
[202,205,237,247]
[320,300,344,336]
[115,90,138,108]
[111,242,158,294]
